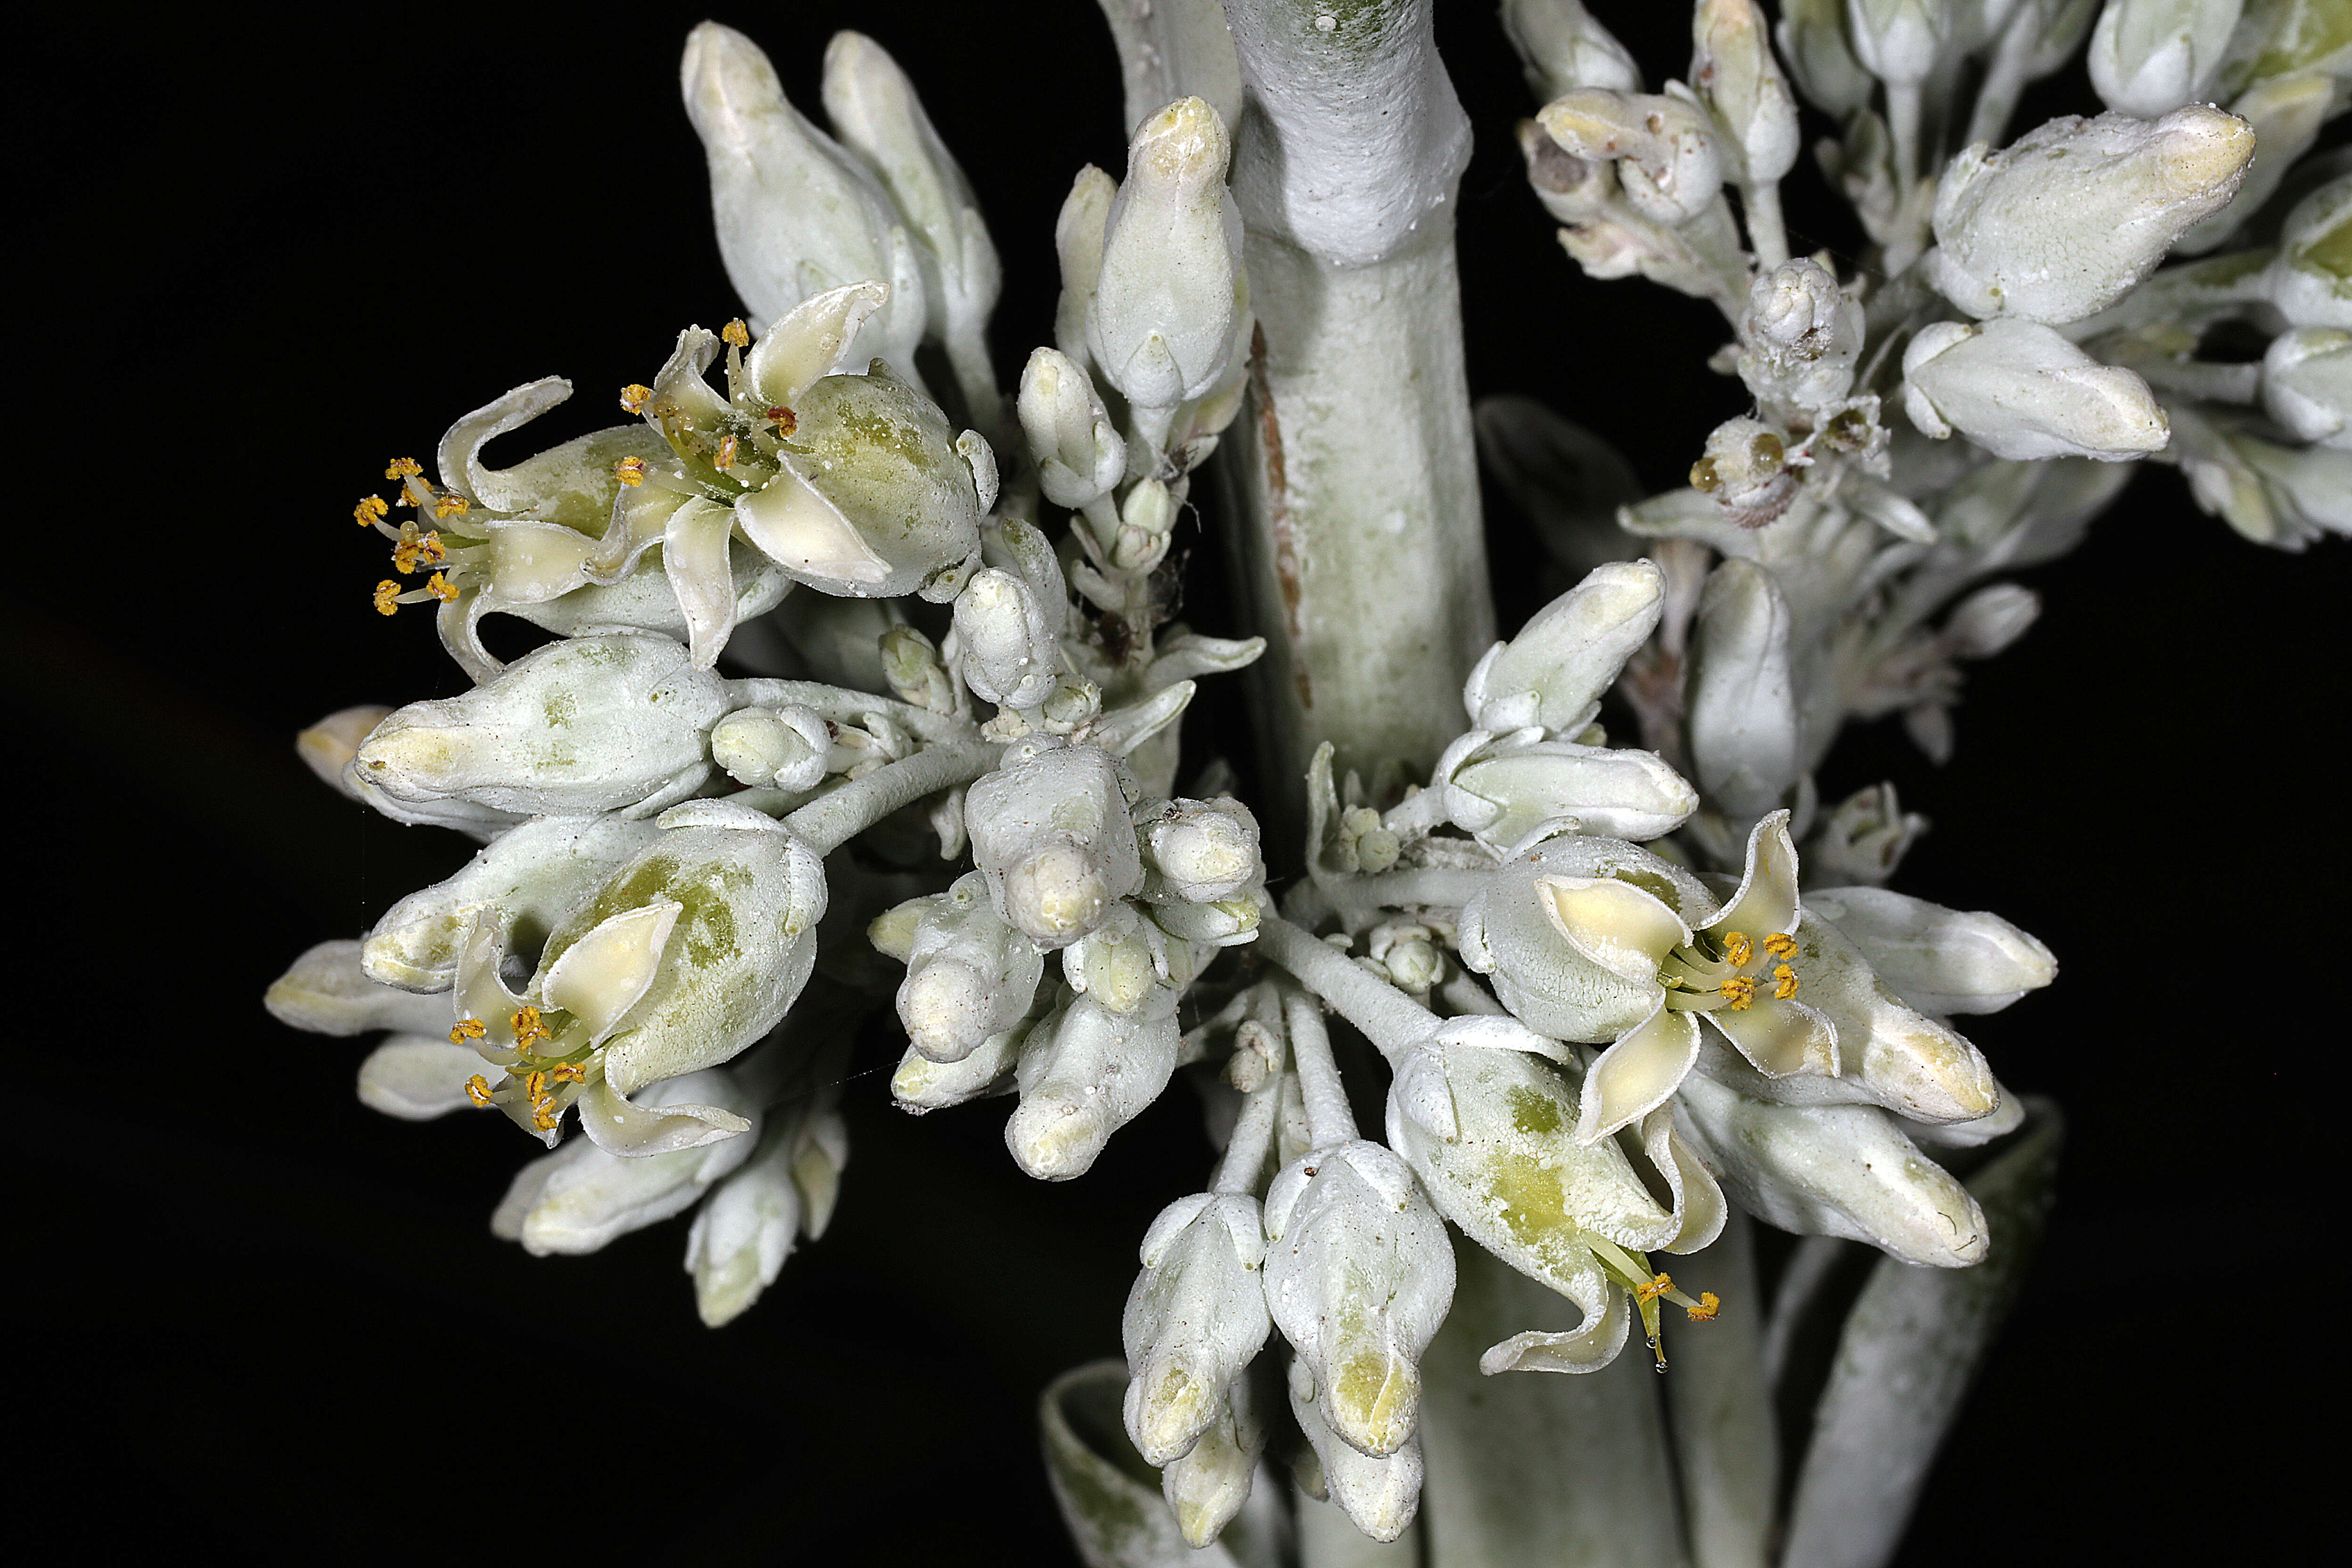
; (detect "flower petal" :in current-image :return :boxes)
[662,497,739,669]
[356,1035,490,1120]
[539,900,681,1045]
[1536,875,1690,984]
[747,280,887,408]
[1575,1000,1701,1143]
[574,1073,753,1157]
[1704,995,1837,1079]
[734,464,892,588]
[1703,808,1799,941]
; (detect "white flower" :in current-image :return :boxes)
[1006,988,1183,1180]
[897,871,1047,1063]
[1461,559,1666,735]
[2088,0,2243,118]
[966,744,1144,948]
[1087,97,1247,413]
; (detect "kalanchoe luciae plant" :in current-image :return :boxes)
[267,1,2346,1564]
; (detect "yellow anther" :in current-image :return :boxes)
[720,318,751,348]
[1764,932,1798,958]
[385,457,424,481]
[372,580,402,616]
[619,383,653,414]
[464,1074,494,1107]
[425,572,457,603]
[1720,974,1757,1011]
[714,433,738,471]
[767,406,797,436]
[1685,1292,1721,1323]
[511,1005,548,1047]
[354,495,389,527]
[1721,931,1753,967]
[614,456,649,488]
[433,492,471,518]
[532,1104,561,1131]
[391,527,448,574]
[523,1068,547,1100]
[549,1062,587,1085]
[1636,1272,1674,1304]
[449,1016,488,1045]
[1772,964,1799,1000]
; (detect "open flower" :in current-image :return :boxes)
[1461,811,1837,1143]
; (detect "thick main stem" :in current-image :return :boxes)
[1217,0,1495,799]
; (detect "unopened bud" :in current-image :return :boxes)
[712,704,832,791]
[1008,991,1182,1179]
[899,872,1047,1062]
[1502,0,1642,99]
[1141,796,1263,904]
[1903,318,2168,460]
[2087,0,2241,117]
[1692,0,1801,185]
[1088,97,1245,411]
[1737,259,1863,410]
[967,745,1144,948]
[1538,90,1723,226]
[954,568,1061,710]
[1020,348,1128,510]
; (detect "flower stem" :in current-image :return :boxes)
[1257,914,1440,1063]
[784,740,1000,855]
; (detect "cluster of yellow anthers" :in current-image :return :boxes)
[609,319,799,494]
[1709,929,1801,1012]
[357,457,465,616]
[453,1009,587,1132]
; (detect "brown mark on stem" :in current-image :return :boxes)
[1248,322,1311,710]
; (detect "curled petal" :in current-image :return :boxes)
[1576,999,1701,1144]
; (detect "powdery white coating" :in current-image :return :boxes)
[1902,318,2170,461]
[1802,887,2058,1017]
[898,871,1047,1062]
[266,940,468,1039]
[966,744,1144,948]
[1691,0,1801,185]
[356,1035,491,1121]
[1121,1191,1270,1465]
[1441,732,1699,850]
[1262,1140,1454,1459]
[1463,558,1666,735]
[1685,556,1801,823]
[1923,106,2256,325]
[351,633,731,819]
[1290,1355,1425,1542]
[1502,0,1642,101]
[1087,97,1246,411]
[953,568,1062,710]
[1007,989,1183,1179]
[2087,0,2243,117]
[1019,347,1128,509]
[1225,0,1472,269]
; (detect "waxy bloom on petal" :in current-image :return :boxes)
[1462,811,1837,1144]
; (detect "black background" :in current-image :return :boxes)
[12,2,2339,1562]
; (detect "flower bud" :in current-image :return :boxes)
[878,624,959,714]
[1686,557,1803,823]
[2263,326,2351,447]
[1674,1073,1986,1266]
[685,1103,848,1327]
[1806,781,1926,887]
[1064,901,1169,1015]
[266,939,455,1037]
[1736,259,1864,410]
[1140,796,1264,904]
[2271,173,2352,331]
[954,568,1061,710]
[711,705,833,791]
[1537,91,1724,226]
[362,815,662,990]
[1803,887,2056,1016]
[1441,731,1697,851]
[967,745,1144,948]
[494,1070,761,1257]
[2180,73,2338,255]
[1087,97,1245,411]
[735,362,986,599]
[1502,0,1642,98]
[1054,166,1119,367]
[1942,581,2040,658]
[1693,0,1802,185]
[1923,106,2256,324]
[1844,0,1952,88]
[899,871,1047,1062]
[1366,922,1447,995]
[1007,990,1183,1179]
[1289,1355,1423,1543]
[1019,348,1128,510]
[1122,1192,1271,1465]
[1263,1140,1453,1459]
[1147,886,1268,948]
[891,1014,1029,1113]
[681,22,926,372]
[351,633,730,819]
[1902,318,2169,460]
[1462,559,1666,735]
[2088,0,2241,117]
[1160,1371,1266,1549]
[1689,416,1799,524]
[1775,0,1876,117]
[297,704,392,794]
[535,800,828,1109]
[821,32,1000,359]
